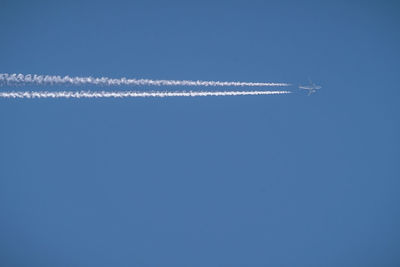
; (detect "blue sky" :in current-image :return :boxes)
[0,0,399,266]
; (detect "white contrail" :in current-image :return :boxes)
[0,90,291,99]
[0,73,291,87]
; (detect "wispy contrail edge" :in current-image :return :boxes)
[0,73,291,87]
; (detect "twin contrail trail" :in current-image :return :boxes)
[0,73,292,99]
[0,90,291,99]
[0,73,291,87]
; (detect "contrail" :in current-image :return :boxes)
[0,73,291,87]
[0,90,291,99]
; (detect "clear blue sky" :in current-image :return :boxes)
[1,0,399,266]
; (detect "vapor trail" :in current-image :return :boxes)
[0,73,290,87]
[0,90,291,99]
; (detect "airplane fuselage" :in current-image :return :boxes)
[299,86,321,90]
[299,82,321,95]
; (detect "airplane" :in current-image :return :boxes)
[299,79,321,95]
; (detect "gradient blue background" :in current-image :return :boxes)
[1,0,399,266]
